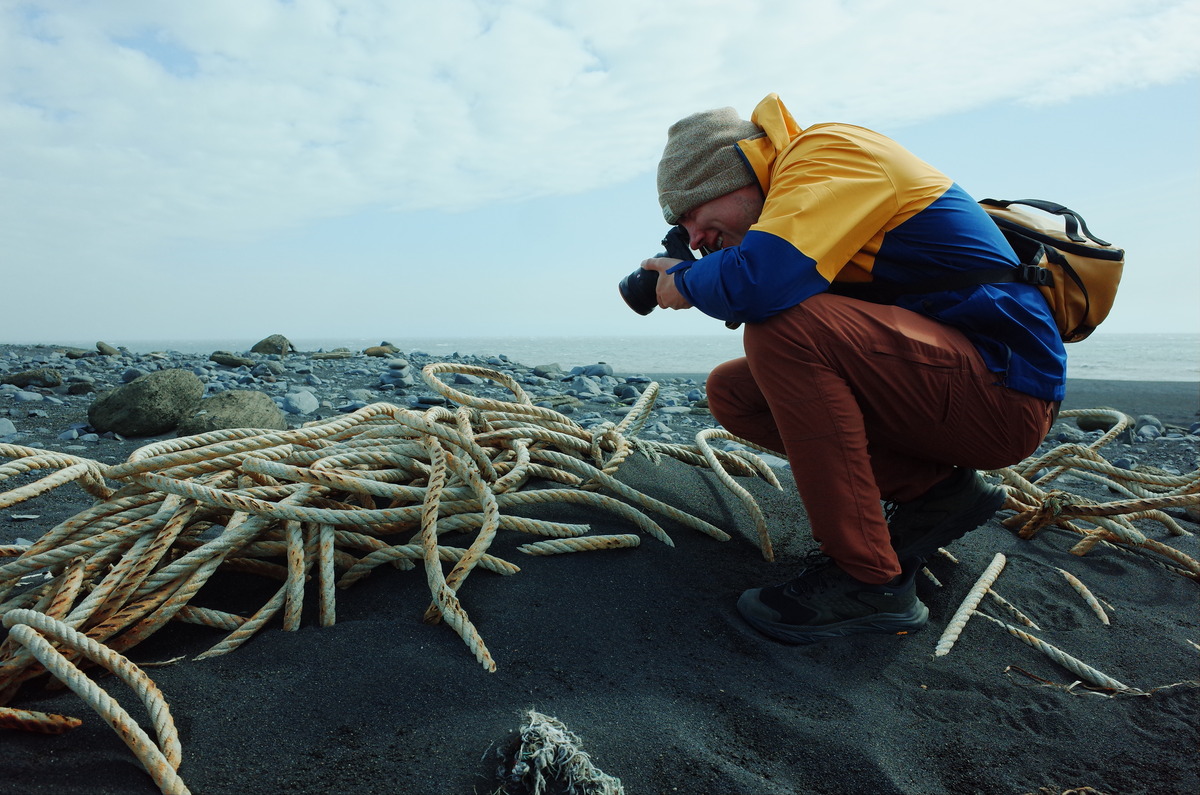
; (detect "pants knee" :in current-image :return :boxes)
[705,358,750,427]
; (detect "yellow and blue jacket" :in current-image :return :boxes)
[670,94,1067,403]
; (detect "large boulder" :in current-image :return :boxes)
[250,334,294,356]
[87,369,205,437]
[177,390,288,436]
[0,369,63,389]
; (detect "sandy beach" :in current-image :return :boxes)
[0,347,1196,795]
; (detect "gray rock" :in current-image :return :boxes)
[12,391,44,402]
[1054,426,1087,444]
[122,368,149,383]
[1076,410,1122,432]
[252,360,286,377]
[312,349,354,360]
[409,394,448,409]
[0,368,63,388]
[1134,414,1165,441]
[533,364,563,379]
[96,341,120,356]
[280,390,319,415]
[573,363,614,378]
[379,370,415,388]
[613,384,641,400]
[250,334,294,356]
[564,375,604,396]
[0,418,16,437]
[177,390,288,436]
[87,369,206,437]
[210,351,256,369]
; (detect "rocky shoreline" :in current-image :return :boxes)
[0,336,722,459]
[2,337,1197,497]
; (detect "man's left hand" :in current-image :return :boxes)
[640,257,693,310]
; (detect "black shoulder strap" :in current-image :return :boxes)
[828,260,1053,303]
[980,198,1112,247]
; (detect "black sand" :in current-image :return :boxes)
[1,378,1197,795]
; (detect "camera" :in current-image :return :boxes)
[618,225,695,315]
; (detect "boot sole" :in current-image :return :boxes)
[737,596,930,645]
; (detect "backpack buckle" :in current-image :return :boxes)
[1019,264,1054,287]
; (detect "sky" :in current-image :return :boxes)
[2,0,1199,347]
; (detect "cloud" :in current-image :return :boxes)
[1,0,1197,269]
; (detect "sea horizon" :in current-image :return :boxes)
[6,331,1199,383]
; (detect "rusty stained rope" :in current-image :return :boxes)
[0,363,787,792]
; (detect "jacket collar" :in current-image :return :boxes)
[736,93,804,195]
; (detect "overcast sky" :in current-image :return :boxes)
[3,0,1198,348]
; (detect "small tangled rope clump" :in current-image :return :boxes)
[0,362,782,793]
[495,710,624,795]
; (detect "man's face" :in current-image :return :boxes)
[678,185,765,254]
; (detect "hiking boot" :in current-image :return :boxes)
[887,468,1006,565]
[736,553,929,645]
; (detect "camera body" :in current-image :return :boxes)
[618,225,695,315]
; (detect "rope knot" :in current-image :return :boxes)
[588,423,621,468]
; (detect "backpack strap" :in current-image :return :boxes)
[827,258,1054,303]
[980,198,1113,247]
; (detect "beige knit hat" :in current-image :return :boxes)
[657,106,763,224]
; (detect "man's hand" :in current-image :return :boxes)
[639,257,693,310]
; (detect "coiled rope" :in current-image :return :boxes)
[0,363,780,793]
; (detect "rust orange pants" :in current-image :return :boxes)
[706,294,1056,584]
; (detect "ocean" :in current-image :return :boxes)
[27,332,1199,383]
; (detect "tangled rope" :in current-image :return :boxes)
[0,363,781,793]
[496,710,624,795]
[990,408,1199,580]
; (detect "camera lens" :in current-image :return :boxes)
[618,268,659,315]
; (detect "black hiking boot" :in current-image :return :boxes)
[737,553,929,645]
[887,468,1006,565]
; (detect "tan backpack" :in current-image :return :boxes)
[829,198,1125,343]
[979,198,1125,342]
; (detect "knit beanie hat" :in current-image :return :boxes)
[657,107,762,224]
